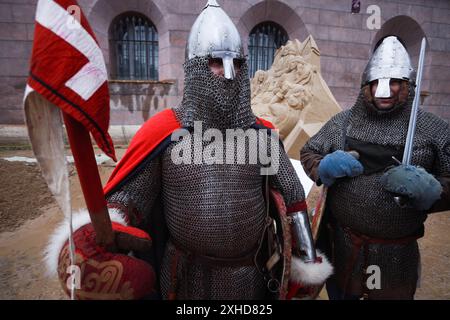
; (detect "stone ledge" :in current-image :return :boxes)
[108,79,176,84]
[0,125,142,145]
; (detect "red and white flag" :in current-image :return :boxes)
[24,0,117,215]
[23,2,117,300]
[25,0,115,160]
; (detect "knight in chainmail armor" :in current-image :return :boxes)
[301,36,450,299]
[105,0,332,300]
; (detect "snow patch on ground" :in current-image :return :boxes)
[2,154,112,165]
[2,156,37,163]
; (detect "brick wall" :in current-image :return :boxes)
[0,0,37,124]
[0,0,449,126]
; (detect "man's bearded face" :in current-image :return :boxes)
[370,79,403,110]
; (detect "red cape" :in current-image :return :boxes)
[103,109,274,195]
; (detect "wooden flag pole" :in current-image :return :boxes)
[63,113,115,248]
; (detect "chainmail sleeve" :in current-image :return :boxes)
[428,115,450,213]
[106,157,162,227]
[269,134,306,210]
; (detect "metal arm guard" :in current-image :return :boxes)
[289,210,317,263]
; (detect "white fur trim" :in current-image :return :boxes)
[290,250,334,286]
[43,208,127,276]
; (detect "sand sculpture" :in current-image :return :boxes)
[251,36,342,160]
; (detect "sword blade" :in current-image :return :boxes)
[402,37,427,165]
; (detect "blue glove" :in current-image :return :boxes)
[318,150,364,187]
[380,165,442,211]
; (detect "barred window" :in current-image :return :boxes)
[248,22,289,78]
[110,13,158,80]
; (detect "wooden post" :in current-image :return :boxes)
[63,113,115,248]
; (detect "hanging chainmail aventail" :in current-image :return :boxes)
[174,56,256,130]
[346,82,415,146]
[328,82,430,239]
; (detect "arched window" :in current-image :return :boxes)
[110,13,158,80]
[248,22,288,78]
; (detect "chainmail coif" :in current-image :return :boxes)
[174,56,256,130]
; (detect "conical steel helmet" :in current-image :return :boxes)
[186,0,244,80]
[362,36,415,98]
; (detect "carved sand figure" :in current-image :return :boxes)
[251,36,341,159]
[250,70,269,99]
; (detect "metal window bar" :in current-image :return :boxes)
[248,22,288,78]
[112,14,158,80]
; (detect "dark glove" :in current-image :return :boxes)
[380,164,442,211]
[318,150,364,187]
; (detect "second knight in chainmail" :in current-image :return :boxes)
[301,36,450,300]
[104,1,332,300]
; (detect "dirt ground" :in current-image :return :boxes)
[0,148,448,300]
[0,148,119,300]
